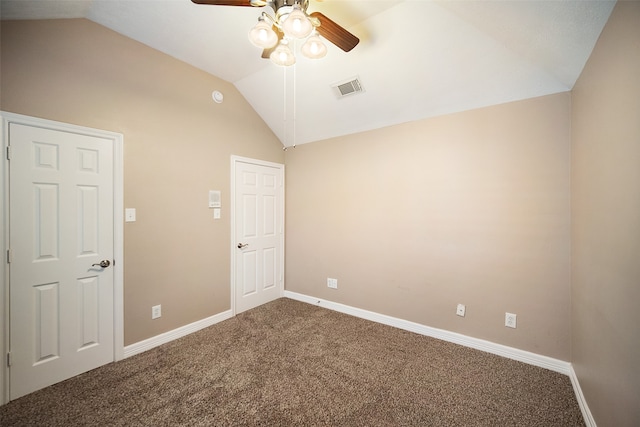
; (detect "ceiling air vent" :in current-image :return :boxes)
[331,76,365,99]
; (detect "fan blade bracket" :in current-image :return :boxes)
[262,25,284,59]
[309,12,359,52]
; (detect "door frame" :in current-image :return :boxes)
[0,112,125,405]
[230,155,285,315]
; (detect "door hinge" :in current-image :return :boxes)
[6,249,12,263]
[5,146,10,160]
[6,352,11,367]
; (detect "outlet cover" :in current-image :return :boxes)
[152,305,162,319]
[327,278,338,289]
[456,304,466,317]
[505,312,517,328]
[125,208,136,222]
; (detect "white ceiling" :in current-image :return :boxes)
[1,0,616,146]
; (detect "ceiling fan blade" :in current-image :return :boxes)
[309,11,359,52]
[262,47,275,59]
[191,0,254,6]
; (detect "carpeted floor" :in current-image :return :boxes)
[1,298,585,426]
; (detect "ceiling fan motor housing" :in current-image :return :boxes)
[268,0,310,13]
[269,0,310,25]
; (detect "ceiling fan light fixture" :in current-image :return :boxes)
[248,19,278,49]
[270,40,296,66]
[301,34,327,59]
[281,4,313,39]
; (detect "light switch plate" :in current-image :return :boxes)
[213,208,221,219]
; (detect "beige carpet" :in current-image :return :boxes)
[0,298,584,426]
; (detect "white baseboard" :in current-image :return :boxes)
[122,294,595,426]
[284,291,600,424]
[568,365,597,427]
[284,291,571,374]
[123,309,233,359]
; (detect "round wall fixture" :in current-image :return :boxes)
[212,90,224,103]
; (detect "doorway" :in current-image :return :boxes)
[1,112,124,404]
[231,156,284,314]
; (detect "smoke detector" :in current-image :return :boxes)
[331,76,365,99]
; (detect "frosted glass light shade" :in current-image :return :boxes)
[301,35,327,59]
[270,40,296,66]
[281,5,313,39]
[248,20,278,49]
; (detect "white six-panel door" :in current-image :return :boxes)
[233,158,284,314]
[9,123,115,400]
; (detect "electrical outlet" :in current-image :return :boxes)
[456,304,466,317]
[327,278,338,289]
[505,312,517,328]
[152,305,162,319]
[125,208,136,222]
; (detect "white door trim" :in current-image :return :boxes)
[230,155,285,316]
[0,112,124,405]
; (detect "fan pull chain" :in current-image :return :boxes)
[292,59,297,149]
[283,65,287,149]
[282,48,297,152]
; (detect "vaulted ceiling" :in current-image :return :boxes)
[1,0,616,146]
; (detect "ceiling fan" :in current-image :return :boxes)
[191,0,360,65]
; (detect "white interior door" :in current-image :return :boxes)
[8,123,115,400]
[233,157,284,314]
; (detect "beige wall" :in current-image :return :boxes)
[1,19,284,345]
[571,1,640,426]
[285,93,572,360]
[4,6,639,423]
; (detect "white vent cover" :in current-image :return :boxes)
[331,76,365,99]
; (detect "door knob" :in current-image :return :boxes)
[237,243,249,249]
[92,260,111,268]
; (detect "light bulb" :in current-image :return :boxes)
[248,19,278,49]
[270,40,296,66]
[292,18,302,33]
[301,34,327,59]
[281,5,313,39]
